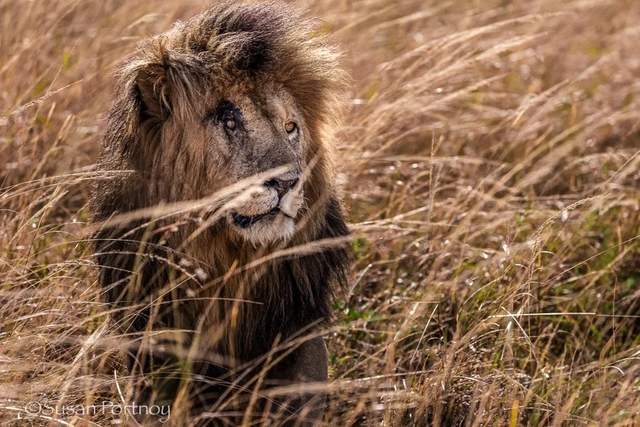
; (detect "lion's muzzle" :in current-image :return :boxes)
[264,176,299,198]
[229,171,304,241]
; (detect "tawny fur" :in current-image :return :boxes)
[91,0,350,421]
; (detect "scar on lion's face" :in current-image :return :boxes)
[177,84,308,245]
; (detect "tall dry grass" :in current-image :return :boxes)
[1,0,640,425]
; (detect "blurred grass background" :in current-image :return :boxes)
[1,0,640,425]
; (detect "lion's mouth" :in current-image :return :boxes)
[231,206,298,229]
[231,207,281,228]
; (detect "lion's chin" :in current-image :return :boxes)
[229,212,296,246]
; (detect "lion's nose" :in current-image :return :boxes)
[264,177,299,198]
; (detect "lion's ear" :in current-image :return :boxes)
[131,62,171,123]
[122,44,205,126]
[118,57,173,130]
[114,46,205,164]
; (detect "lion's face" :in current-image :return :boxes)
[110,2,346,248]
[179,83,308,245]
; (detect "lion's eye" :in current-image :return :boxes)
[284,121,297,134]
[211,100,241,133]
[224,118,236,130]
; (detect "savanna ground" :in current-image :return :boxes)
[1,0,640,425]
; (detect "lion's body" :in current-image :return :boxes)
[92,1,349,422]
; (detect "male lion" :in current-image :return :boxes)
[92,1,349,424]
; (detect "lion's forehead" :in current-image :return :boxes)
[175,86,305,180]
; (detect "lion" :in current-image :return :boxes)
[91,1,350,424]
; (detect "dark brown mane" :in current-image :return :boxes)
[91,0,350,413]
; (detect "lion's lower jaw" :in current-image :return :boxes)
[233,215,296,246]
